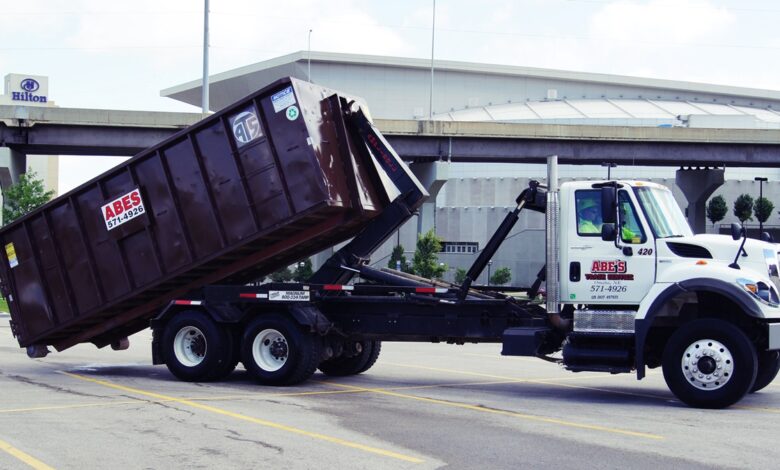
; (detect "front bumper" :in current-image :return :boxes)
[770,323,780,350]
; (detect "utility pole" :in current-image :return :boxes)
[308,29,313,81]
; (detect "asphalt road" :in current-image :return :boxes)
[0,313,778,469]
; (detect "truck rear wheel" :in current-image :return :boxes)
[662,319,757,409]
[319,341,382,376]
[163,311,233,382]
[751,350,780,393]
[241,314,320,386]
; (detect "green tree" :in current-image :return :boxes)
[490,267,512,286]
[269,266,293,282]
[411,229,446,279]
[387,244,409,272]
[733,194,754,224]
[754,197,775,226]
[2,170,54,224]
[454,267,468,284]
[706,195,728,227]
[293,258,313,281]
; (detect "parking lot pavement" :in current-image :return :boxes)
[0,313,778,469]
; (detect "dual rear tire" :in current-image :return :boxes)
[162,311,238,382]
[319,341,382,376]
[162,311,322,386]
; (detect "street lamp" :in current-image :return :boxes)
[487,260,492,286]
[755,177,768,235]
[602,162,616,180]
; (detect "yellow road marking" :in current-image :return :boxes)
[324,382,664,440]
[0,401,140,414]
[529,380,672,401]
[62,372,423,463]
[0,438,55,470]
[735,405,780,413]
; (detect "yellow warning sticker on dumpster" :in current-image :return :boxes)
[5,243,18,269]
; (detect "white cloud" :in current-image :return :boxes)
[590,0,734,43]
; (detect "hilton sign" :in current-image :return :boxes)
[3,74,50,106]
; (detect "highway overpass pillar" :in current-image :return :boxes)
[676,167,724,234]
[0,147,27,188]
[409,162,449,236]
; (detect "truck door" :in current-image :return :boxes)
[565,188,656,305]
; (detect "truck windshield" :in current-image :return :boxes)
[634,186,693,238]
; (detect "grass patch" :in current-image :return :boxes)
[0,298,8,313]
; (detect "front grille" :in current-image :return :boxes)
[666,242,712,259]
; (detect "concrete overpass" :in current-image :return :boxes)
[3,104,780,232]
[4,105,780,165]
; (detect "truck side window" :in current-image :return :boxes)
[575,190,602,236]
[618,190,646,244]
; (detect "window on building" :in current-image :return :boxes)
[441,242,479,254]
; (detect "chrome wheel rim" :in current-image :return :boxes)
[681,338,734,391]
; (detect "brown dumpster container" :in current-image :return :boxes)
[0,77,390,352]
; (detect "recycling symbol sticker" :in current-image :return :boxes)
[286,105,300,121]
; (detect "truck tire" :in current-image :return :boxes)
[662,319,757,409]
[751,350,780,393]
[241,314,321,386]
[163,311,233,382]
[208,326,241,380]
[319,341,382,376]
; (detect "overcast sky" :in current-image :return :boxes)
[2,0,780,190]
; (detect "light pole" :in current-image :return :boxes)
[202,0,210,115]
[756,177,768,235]
[429,0,436,119]
[487,260,492,286]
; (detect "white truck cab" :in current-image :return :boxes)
[550,178,780,408]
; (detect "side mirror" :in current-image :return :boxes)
[730,223,744,241]
[601,223,617,241]
[601,187,616,224]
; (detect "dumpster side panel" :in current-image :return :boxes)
[76,185,132,301]
[237,136,291,228]
[48,200,102,313]
[5,225,51,337]
[163,139,225,258]
[28,215,74,325]
[132,154,192,273]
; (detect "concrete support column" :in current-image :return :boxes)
[676,167,725,234]
[409,161,449,236]
[0,147,27,188]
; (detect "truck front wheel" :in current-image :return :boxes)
[662,319,757,409]
[751,350,780,393]
[241,314,320,385]
[163,311,233,382]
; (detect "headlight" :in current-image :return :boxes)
[737,277,780,307]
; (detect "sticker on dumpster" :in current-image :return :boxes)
[230,108,263,147]
[102,188,145,231]
[5,243,18,269]
[271,86,296,113]
[269,290,310,302]
[286,105,299,121]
